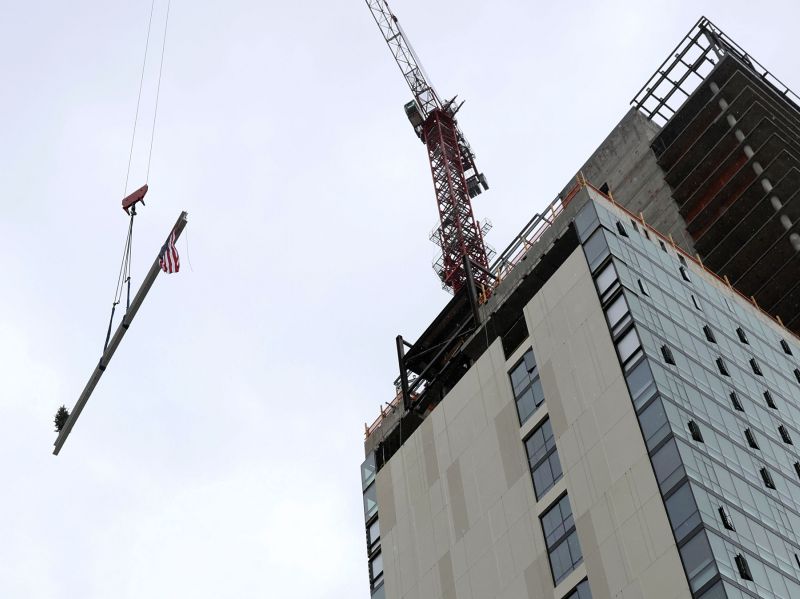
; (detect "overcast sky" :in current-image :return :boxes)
[2,1,799,597]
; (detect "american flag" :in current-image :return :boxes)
[159,231,180,273]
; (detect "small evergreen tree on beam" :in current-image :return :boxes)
[54,406,70,433]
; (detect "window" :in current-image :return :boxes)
[736,327,749,344]
[563,579,591,599]
[661,345,676,365]
[680,266,690,281]
[616,328,642,365]
[595,262,620,301]
[779,425,793,445]
[764,391,777,409]
[583,229,610,272]
[735,553,752,581]
[745,429,759,450]
[750,358,763,376]
[719,506,735,531]
[369,551,384,589]
[639,399,670,450]
[794,368,800,384]
[631,218,639,232]
[688,420,704,443]
[541,494,583,585]
[659,239,667,252]
[616,221,628,237]
[780,339,792,355]
[509,349,544,425]
[362,453,376,490]
[679,531,717,592]
[652,439,685,494]
[525,418,563,500]
[626,359,656,410]
[665,482,701,541]
[724,297,734,312]
[363,482,378,520]
[368,518,381,550]
[760,467,776,490]
[605,294,631,335]
[638,278,649,296]
[716,358,729,377]
[703,325,716,343]
[794,462,800,481]
[730,391,744,411]
[691,294,702,311]
[679,254,687,267]
[643,228,651,240]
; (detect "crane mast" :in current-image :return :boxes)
[366,0,492,294]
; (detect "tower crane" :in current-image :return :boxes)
[366,0,492,295]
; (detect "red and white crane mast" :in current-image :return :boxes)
[366,0,492,295]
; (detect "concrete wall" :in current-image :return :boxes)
[560,108,695,254]
[375,247,691,598]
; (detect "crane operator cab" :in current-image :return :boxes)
[404,100,425,140]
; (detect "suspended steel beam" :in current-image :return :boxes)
[53,211,188,456]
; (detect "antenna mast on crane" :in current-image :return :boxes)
[366,0,492,295]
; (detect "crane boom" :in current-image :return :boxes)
[366,0,492,295]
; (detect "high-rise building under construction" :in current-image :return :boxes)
[360,18,800,599]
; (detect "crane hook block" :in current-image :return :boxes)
[122,184,149,215]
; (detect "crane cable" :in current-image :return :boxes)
[104,0,172,351]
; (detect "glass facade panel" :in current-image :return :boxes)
[563,579,592,599]
[680,530,717,592]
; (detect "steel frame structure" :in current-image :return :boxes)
[424,109,491,292]
[632,16,800,127]
[366,0,490,294]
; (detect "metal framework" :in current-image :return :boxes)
[632,17,800,127]
[366,0,490,294]
[424,109,491,291]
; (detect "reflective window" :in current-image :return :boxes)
[605,294,630,335]
[595,262,619,300]
[626,359,657,410]
[370,551,384,588]
[764,390,776,409]
[541,494,583,585]
[745,428,759,450]
[509,349,544,425]
[639,399,669,450]
[583,229,610,272]
[564,578,592,599]
[703,325,716,343]
[665,482,701,541]
[363,482,378,520]
[719,506,735,531]
[617,328,642,365]
[781,339,793,355]
[525,418,563,499]
[652,439,685,493]
[688,420,703,443]
[361,453,376,490]
[679,530,717,591]
[368,518,381,549]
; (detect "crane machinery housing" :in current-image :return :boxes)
[366,0,492,296]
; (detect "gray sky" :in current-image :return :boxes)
[1,1,799,597]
